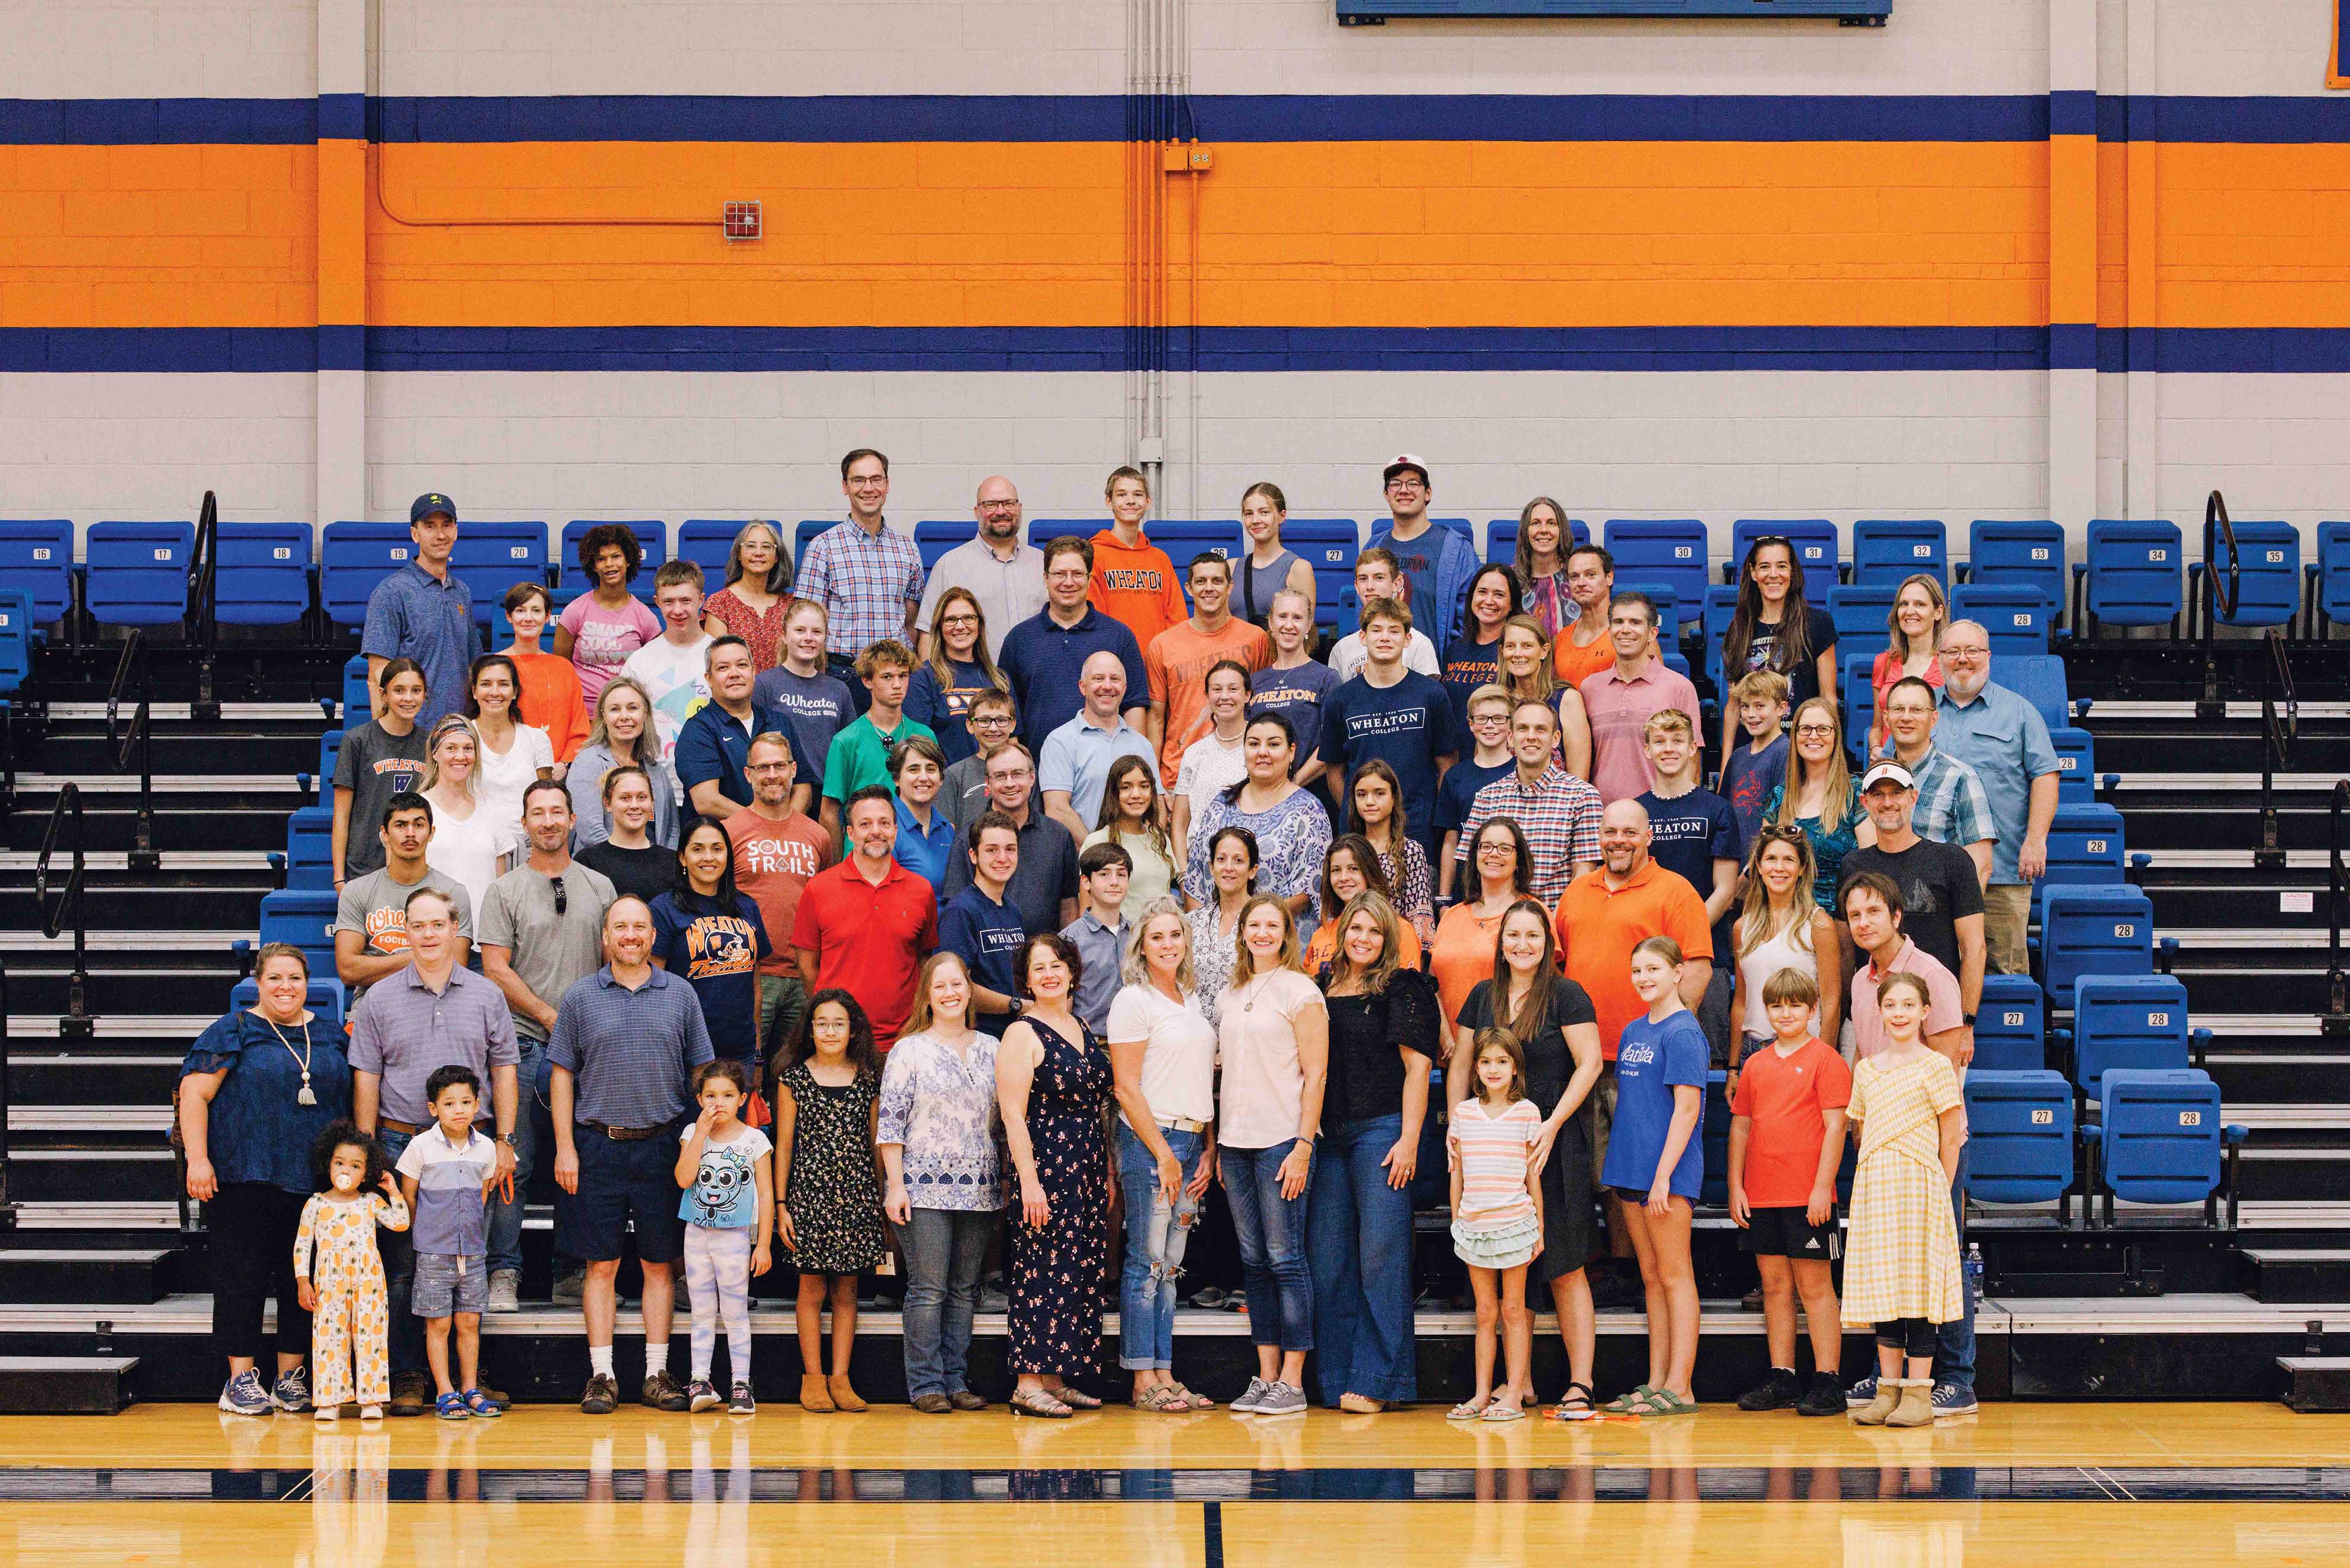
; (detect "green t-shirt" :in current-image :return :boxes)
[821,713,938,804]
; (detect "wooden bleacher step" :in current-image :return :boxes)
[0,1356,139,1414]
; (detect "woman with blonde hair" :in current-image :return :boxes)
[1761,697,1873,912]
[1497,614,1593,779]
[1867,573,1948,757]
[906,586,1009,766]
[1308,890,1438,1412]
[567,674,683,849]
[418,713,519,916]
[700,519,795,671]
[1730,824,1845,1072]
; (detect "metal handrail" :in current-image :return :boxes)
[33,781,93,1037]
[2197,489,2241,718]
[188,488,220,717]
[0,953,14,1227]
[2257,628,2298,870]
[2325,779,2348,1037]
[105,629,158,872]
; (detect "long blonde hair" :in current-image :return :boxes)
[420,714,482,802]
[1228,893,1302,986]
[1885,572,1949,662]
[1325,891,1403,996]
[923,585,1009,697]
[901,951,973,1040]
[1775,697,1856,836]
[1735,824,1821,959]
[1498,614,1558,705]
[1120,897,1197,992]
[585,674,660,769]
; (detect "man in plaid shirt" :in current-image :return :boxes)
[795,447,926,683]
[1455,698,1604,904]
[1880,676,1993,885]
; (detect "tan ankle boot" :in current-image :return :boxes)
[1850,1379,1900,1426]
[799,1375,835,1413]
[827,1373,868,1413]
[1885,1377,1935,1428]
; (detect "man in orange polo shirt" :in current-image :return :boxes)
[1553,796,1714,1304]
[1090,465,1187,653]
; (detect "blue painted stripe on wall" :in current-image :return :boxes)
[9,325,2350,374]
[317,93,367,142]
[4,92,2350,146]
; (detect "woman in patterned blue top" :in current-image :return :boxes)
[1182,711,1330,931]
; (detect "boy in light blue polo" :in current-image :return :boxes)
[395,1065,504,1421]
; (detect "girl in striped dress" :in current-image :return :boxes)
[1446,1027,1544,1422]
[1840,970,1967,1429]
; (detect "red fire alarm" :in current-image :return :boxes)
[723,201,761,242]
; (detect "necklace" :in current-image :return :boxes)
[263,1014,316,1105]
[1241,972,1273,1012]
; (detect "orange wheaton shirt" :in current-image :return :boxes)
[1144,617,1271,784]
[1090,530,1189,656]
[1552,859,1715,1061]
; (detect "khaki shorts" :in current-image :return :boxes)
[1982,883,2031,976]
[1589,1063,1618,1190]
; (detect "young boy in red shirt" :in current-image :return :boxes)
[1727,967,1851,1416]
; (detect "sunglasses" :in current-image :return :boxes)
[550,876,567,917]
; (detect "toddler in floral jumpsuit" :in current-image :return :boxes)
[296,1124,411,1419]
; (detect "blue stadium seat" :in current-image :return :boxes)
[336,656,370,722]
[2069,973,2199,1094]
[320,522,415,627]
[1702,585,1738,697]
[1951,582,2052,655]
[2314,520,2350,636]
[2078,518,2183,631]
[913,519,977,570]
[1996,652,2071,732]
[1701,1069,1731,1207]
[241,889,341,980]
[0,519,76,626]
[1316,572,1353,634]
[2039,884,2154,1001]
[2047,725,2101,805]
[87,520,193,628]
[1151,520,1244,569]
[1852,519,1948,588]
[798,518,838,562]
[560,519,670,596]
[308,729,344,802]
[1827,584,1895,649]
[0,588,33,702]
[1967,519,2066,614]
[1026,518,1104,549]
[1284,519,1363,577]
[2192,518,2300,633]
[1729,519,1838,593]
[212,522,313,629]
[2094,1069,2235,1220]
[1603,520,1708,624]
[1964,1070,2074,1207]
[450,522,550,629]
[2037,803,2126,909]
[1839,659,1876,748]
[269,805,338,891]
[1975,974,2047,1072]
[228,976,349,1030]
[1486,515,1588,567]
[677,519,752,583]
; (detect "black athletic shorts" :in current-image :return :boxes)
[1738,1204,1841,1261]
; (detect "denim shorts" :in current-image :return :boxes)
[412,1251,488,1318]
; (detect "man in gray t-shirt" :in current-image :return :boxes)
[334,792,472,1006]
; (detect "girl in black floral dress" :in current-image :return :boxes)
[995,932,1114,1417]
[776,989,884,1413]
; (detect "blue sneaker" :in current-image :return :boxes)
[1844,1375,1876,1409]
[1931,1383,1978,1417]
[217,1369,272,1417]
[270,1366,311,1413]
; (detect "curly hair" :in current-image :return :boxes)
[577,522,644,584]
[309,1119,389,1195]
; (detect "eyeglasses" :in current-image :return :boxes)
[1795,724,1839,738]
[971,713,1014,728]
[550,876,567,917]
[977,501,1020,512]
[939,614,980,628]
[1478,841,1515,855]
[1385,478,1425,493]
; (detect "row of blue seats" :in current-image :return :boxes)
[9,514,2345,639]
[1963,1068,2244,1223]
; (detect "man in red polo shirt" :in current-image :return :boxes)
[790,785,939,1049]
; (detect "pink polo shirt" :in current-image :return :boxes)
[1578,660,1703,804]
[1849,938,1965,1060]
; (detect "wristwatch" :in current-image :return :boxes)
[1961,1011,1978,1026]
[495,1134,516,1147]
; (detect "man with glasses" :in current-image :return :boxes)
[1930,620,2060,975]
[1456,699,1604,904]
[914,474,1046,662]
[795,447,926,693]
[1369,455,1478,651]
[348,886,517,1410]
[998,536,1150,756]
[478,780,617,1311]
[1878,677,1995,885]
[942,687,1020,832]
[942,741,1081,938]
[725,734,831,1070]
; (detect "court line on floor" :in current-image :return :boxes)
[1203,1499,1225,1567]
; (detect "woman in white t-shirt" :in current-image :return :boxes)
[465,653,555,836]
[1170,659,1252,856]
[418,714,522,919]
[1105,899,1219,1413]
[1214,893,1329,1417]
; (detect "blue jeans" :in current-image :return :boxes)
[1221,1140,1314,1354]
[375,1127,427,1379]
[1937,1144,1974,1391]
[487,1039,543,1277]
[1306,1113,1418,1405]
[1115,1122,1206,1371]
[900,1206,994,1399]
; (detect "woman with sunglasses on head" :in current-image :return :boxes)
[1719,536,1840,763]
[1729,825,1845,1081]
[700,520,795,672]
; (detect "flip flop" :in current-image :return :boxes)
[1479,1400,1526,1423]
[1448,1396,1491,1420]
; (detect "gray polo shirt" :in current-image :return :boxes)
[939,751,995,832]
[475,859,618,1043]
[359,561,478,731]
[347,963,519,1128]
[334,865,474,1003]
[914,536,1049,661]
[548,965,714,1129]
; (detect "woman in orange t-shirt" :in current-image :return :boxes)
[496,581,587,766]
[1303,836,1422,975]
[1431,816,1536,1044]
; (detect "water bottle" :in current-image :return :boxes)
[1965,1243,1986,1306]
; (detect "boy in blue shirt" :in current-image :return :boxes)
[394,1065,505,1421]
[1719,669,1791,852]
[939,811,1028,1032]
[1321,596,1462,862]
[1434,685,1516,899]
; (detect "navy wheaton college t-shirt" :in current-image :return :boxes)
[1320,670,1461,843]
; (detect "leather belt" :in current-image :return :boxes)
[1158,1115,1210,1134]
[580,1120,665,1142]
[377,1118,423,1136]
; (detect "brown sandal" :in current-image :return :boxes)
[1052,1385,1101,1409]
[1009,1388,1072,1418]
[1170,1383,1216,1410]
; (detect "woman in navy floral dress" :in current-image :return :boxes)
[995,932,1114,1417]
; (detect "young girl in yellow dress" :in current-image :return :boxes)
[1839,972,1965,1429]
[294,1122,410,1421]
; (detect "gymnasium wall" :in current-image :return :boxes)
[0,0,2343,547]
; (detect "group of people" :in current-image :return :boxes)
[183,452,2063,1423]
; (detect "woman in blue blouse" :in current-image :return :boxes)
[1182,712,1330,929]
[177,943,353,1417]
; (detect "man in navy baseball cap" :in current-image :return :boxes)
[410,492,458,525]
[357,492,478,731]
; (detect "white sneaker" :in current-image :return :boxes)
[1229,1376,1271,1414]
[486,1269,521,1313]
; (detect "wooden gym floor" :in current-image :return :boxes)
[2,1403,2348,1567]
